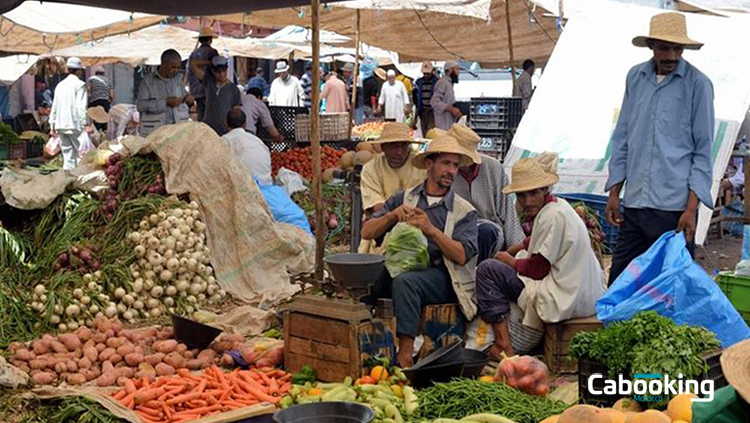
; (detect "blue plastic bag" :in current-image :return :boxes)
[597,231,750,348]
[256,180,312,234]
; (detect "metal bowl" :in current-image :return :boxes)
[171,314,222,349]
[273,402,374,423]
[324,253,385,289]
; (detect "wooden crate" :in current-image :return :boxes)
[543,315,601,374]
[284,309,396,382]
[417,303,466,358]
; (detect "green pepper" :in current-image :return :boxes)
[291,366,317,385]
[280,396,295,409]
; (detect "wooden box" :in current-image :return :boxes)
[284,306,396,382]
[543,315,602,374]
[417,303,465,358]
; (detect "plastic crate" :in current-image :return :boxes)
[26,140,43,158]
[0,145,8,160]
[557,193,619,253]
[256,106,308,142]
[8,142,26,159]
[716,272,750,325]
[474,128,511,161]
[468,97,523,130]
[578,351,726,407]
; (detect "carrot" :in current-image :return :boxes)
[142,400,162,408]
[236,379,280,403]
[113,390,127,400]
[137,406,162,417]
[278,374,292,383]
[166,391,202,406]
[258,372,273,386]
[196,379,207,394]
[134,387,167,405]
[187,399,208,408]
[279,382,292,393]
[136,410,161,423]
[161,402,172,421]
[212,366,229,389]
[158,386,185,401]
[264,369,285,378]
[120,392,136,407]
[125,379,138,394]
[269,378,280,392]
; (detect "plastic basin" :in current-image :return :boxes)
[171,314,223,349]
[273,402,374,423]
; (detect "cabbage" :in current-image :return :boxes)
[384,223,429,278]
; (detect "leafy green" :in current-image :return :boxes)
[0,123,20,146]
[292,365,317,385]
[384,223,429,278]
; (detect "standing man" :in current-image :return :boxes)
[362,68,383,119]
[300,63,314,109]
[49,57,89,170]
[362,133,478,367]
[191,55,241,136]
[268,61,305,107]
[137,49,193,137]
[188,27,219,122]
[378,69,410,122]
[413,61,437,136]
[87,67,114,130]
[342,62,354,100]
[513,60,535,112]
[321,71,349,114]
[242,87,283,142]
[431,61,462,130]
[605,12,714,285]
[246,67,270,99]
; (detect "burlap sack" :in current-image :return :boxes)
[0,166,74,209]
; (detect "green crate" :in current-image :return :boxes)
[717,271,750,325]
[0,144,8,160]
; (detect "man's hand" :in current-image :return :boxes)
[449,106,463,118]
[494,251,517,268]
[166,97,182,108]
[721,179,733,191]
[406,208,436,237]
[605,194,624,227]
[183,94,195,107]
[85,125,95,135]
[389,205,415,223]
[676,210,697,243]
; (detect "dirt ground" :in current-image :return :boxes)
[696,234,743,274]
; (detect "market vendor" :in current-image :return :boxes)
[476,153,605,358]
[191,55,242,136]
[362,133,478,367]
[242,87,283,143]
[137,49,193,137]
[447,124,525,263]
[693,338,750,422]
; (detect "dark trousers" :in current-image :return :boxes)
[196,98,206,121]
[419,109,435,136]
[477,221,500,264]
[89,99,110,130]
[475,260,525,323]
[370,266,456,337]
[608,207,695,286]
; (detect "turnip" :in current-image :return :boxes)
[165,286,177,297]
[34,285,46,296]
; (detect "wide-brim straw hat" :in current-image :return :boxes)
[87,106,109,124]
[448,123,482,165]
[375,68,387,80]
[195,27,218,39]
[632,12,703,50]
[721,339,750,403]
[412,134,473,169]
[503,153,560,194]
[370,122,424,145]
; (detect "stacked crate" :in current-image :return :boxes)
[468,97,523,161]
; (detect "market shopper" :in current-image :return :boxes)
[107,103,140,140]
[188,27,219,121]
[242,87,283,142]
[87,67,114,130]
[693,338,750,422]
[137,49,193,137]
[191,55,242,136]
[362,133,478,367]
[300,63,315,109]
[246,67,270,98]
[447,124,525,263]
[362,68,383,119]
[378,69,410,123]
[268,61,305,107]
[321,71,349,113]
[605,12,714,285]
[476,154,605,358]
[413,61,437,136]
[513,60,535,111]
[222,109,273,186]
[431,61,462,130]
[49,57,89,170]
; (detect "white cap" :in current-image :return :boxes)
[66,57,84,70]
[275,61,290,73]
[387,69,396,77]
[444,60,459,72]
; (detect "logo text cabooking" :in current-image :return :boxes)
[587,373,714,402]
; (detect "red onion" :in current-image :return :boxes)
[91,261,101,270]
[70,246,80,256]
[79,250,92,264]
[53,263,62,271]
[58,252,69,264]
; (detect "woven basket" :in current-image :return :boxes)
[295,113,350,142]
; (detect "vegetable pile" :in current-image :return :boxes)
[100,154,166,220]
[417,379,568,423]
[110,366,291,423]
[271,146,344,180]
[570,202,609,256]
[351,122,388,141]
[292,184,351,247]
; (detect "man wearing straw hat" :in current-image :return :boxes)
[362,132,479,366]
[692,339,750,421]
[188,27,219,122]
[475,154,605,357]
[605,12,714,285]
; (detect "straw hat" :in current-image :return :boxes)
[371,122,424,145]
[448,123,482,165]
[87,106,109,124]
[412,134,473,169]
[721,339,750,402]
[421,61,434,73]
[503,153,560,194]
[375,68,387,80]
[632,12,703,50]
[195,27,218,39]
[425,128,446,140]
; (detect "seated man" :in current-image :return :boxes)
[447,124,525,263]
[222,109,273,186]
[242,86,283,143]
[476,153,605,358]
[362,133,478,367]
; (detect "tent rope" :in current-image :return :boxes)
[414,10,464,60]
[521,0,557,44]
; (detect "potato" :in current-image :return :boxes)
[16,364,30,373]
[116,367,135,379]
[30,359,48,370]
[157,327,173,340]
[58,334,82,351]
[222,334,245,343]
[32,341,50,355]
[104,329,115,339]
[14,348,35,362]
[116,376,129,387]
[71,348,83,359]
[116,344,135,357]
[125,353,145,366]
[197,350,217,361]
[95,318,112,333]
[155,363,176,376]
[83,368,101,381]
[134,346,145,356]
[134,370,156,380]
[184,350,195,359]
[8,342,23,353]
[83,346,98,362]
[106,337,124,349]
[220,353,234,367]
[176,343,188,354]
[163,352,185,369]
[99,348,116,362]
[51,341,68,354]
[78,357,92,370]
[154,340,178,354]
[31,372,56,385]
[95,372,117,387]
[67,373,87,386]
[95,343,106,353]
[75,327,92,342]
[92,333,107,344]
[65,360,78,373]
[55,361,68,374]
[186,359,206,370]
[102,361,115,375]
[108,354,123,365]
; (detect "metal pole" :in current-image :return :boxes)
[505,0,517,92]
[348,10,361,139]
[311,0,325,281]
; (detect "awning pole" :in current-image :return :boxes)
[348,9,361,139]
[311,0,325,281]
[505,0,517,91]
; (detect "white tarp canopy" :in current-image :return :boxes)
[505,0,750,245]
[263,25,351,45]
[47,25,298,66]
[336,0,492,19]
[0,54,38,85]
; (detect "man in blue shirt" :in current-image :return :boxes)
[605,12,714,285]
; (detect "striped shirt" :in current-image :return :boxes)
[87,75,112,103]
[300,71,313,108]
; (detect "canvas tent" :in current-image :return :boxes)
[504,0,750,245]
[0,1,164,54]
[0,54,38,85]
